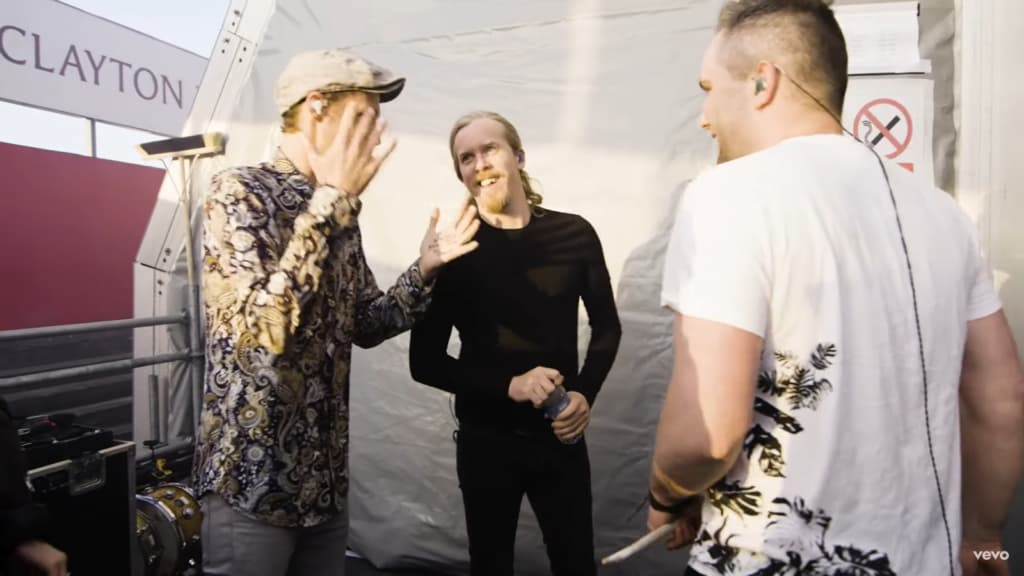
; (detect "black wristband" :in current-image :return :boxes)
[649,490,700,515]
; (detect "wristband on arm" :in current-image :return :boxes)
[648,490,701,516]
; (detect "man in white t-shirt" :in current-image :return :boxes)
[646,1,1024,575]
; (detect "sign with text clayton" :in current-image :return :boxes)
[1,0,209,136]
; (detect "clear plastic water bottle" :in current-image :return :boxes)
[541,385,580,445]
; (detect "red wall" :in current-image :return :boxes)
[0,142,163,330]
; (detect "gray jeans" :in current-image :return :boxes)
[201,495,348,576]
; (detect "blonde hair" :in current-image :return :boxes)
[448,111,544,211]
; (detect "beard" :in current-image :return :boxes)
[478,185,511,213]
[472,169,512,213]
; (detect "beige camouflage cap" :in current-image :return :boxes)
[274,49,406,115]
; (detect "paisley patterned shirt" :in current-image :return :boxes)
[193,150,433,528]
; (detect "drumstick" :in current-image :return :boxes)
[600,524,676,565]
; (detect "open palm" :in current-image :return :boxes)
[420,198,480,280]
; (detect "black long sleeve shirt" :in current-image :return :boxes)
[409,209,622,437]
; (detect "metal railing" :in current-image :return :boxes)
[1,309,202,446]
[0,313,187,342]
[0,351,192,389]
[0,314,193,390]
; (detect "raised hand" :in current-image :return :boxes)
[419,197,481,280]
[304,102,397,196]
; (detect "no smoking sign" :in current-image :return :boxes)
[842,77,934,183]
[853,98,915,172]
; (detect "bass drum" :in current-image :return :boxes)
[136,482,202,575]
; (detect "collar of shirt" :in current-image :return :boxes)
[271,148,304,177]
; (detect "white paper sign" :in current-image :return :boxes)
[834,2,930,75]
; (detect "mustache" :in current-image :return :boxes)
[474,169,502,183]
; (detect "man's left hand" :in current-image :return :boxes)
[420,198,480,281]
[646,497,702,551]
[552,391,590,441]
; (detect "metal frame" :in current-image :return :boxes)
[26,439,136,479]
[134,0,274,270]
[0,314,186,343]
[0,314,190,450]
[131,0,275,448]
[0,351,191,389]
[139,134,223,439]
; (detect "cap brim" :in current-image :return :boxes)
[280,77,406,115]
[371,77,405,103]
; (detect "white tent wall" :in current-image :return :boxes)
[958,1,1024,571]
[128,0,1024,573]
[222,4,722,574]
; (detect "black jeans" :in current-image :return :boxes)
[455,425,595,576]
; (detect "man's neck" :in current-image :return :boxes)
[279,135,315,183]
[478,191,532,230]
[761,111,844,149]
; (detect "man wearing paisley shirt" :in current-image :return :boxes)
[194,49,480,576]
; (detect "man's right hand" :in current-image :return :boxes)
[14,540,67,576]
[304,102,397,196]
[508,367,562,407]
[647,499,702,551]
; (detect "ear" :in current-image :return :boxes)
[305,91,326,119]
[752,61,780,110]
[516,149,525,169]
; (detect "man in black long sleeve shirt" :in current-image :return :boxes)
[409,111,621,576]
[0,397,67,576]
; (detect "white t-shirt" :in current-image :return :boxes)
[661,134,1002,576]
